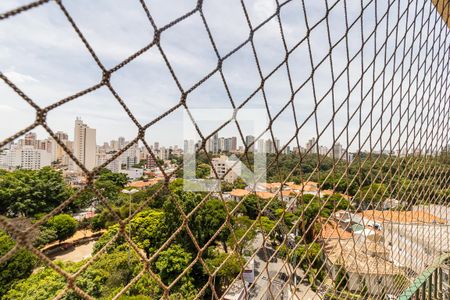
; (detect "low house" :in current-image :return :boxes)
[119,167,143,180]
[319,219,353,240]
[286,181,320,196]
[323,239,407,296]
[382,198,406,210]
[127,178,163,189]
[319,189,334,197]
[229,189,250,201]
[255,191,275,200]
[228,189,277,202]
[360,210,447,225]
[210,155,241,183]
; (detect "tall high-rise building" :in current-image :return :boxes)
[51,131,69,163]
[110,140,119,151]
[274,138,280,152]
[265,139,273,154]
[154,142,160,151]
[74,118,96,171]
[23,132,37,146]
[20,146,52,170]
[319,145,328,156]
[257,139,265,153]
[118,137,126,149]
[204,138,213,153]
[212,133,219,153]
[224,138,231,152]
[332,142,343,159]
[230,136,237,152]
[0,145,52,170]
[306,137,317,154]
[245,135,255,152]
[184,140,195,153]
[218,137,225,152]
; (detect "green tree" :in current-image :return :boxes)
[92,224,124,254]
[0,230,36,297]
[155,244,193,287]
[75,250,142,298]
[233,177,247,189]
[295,196,323,243]
[353,183,387,209]
[0,167,72,217]
[196,163,210,179]
[129,209,165,258]
[34,226,58,247]
[162,189,203,251]
[205,252,243,293]
[227,215,256,254]
[192,199,229,251]
[95,169,128,202]
[4,250,143,300]
[46,214,77,242]
[90,213,107,231]
[242,194,262,219]
[3,264,67,300]
[74,169,128,209]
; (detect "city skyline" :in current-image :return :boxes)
[1,1,435,154]
[1,116,355,171]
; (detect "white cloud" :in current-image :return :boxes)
[0,104,17,112]
[0,1,443,153]
[3,69,39,84]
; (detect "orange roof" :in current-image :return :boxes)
[288,184,303,190]
[288,182,319,192]
[230,189,250,197]
[320,220,353,240]
[320,189,334,196]
[303,184,319,192]
[256,191,275,200]
[279,190,296,197]
[340,194,352,200]
[269,182,282,188]
[304,181,318,187]
[127,178,161,188]
[259,182,283,190]
[360,210,446,224]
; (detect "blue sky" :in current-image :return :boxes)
[0,0,447,153]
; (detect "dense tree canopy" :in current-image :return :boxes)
[0,230,36,297]
[46,214,78,242]
[191,199,229,250]
[0,167,72,217]
[129,209,165,258]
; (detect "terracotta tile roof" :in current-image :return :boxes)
[319,189,334,196]
[287,183,317,192]
[229,189,276,200]
[360,210,446,224]
[324,239,402,275]
[340,194,352,200]
[257,182,284,191]
[279,190,297,197]
[268,182,282,188]
[230,189,250,197]
[127,178,162,188]
[256,191,276,199]
[320,220,353,240]
[302,184,319,192]
[288,184,303,190]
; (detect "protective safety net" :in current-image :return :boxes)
[0,0,449,299]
